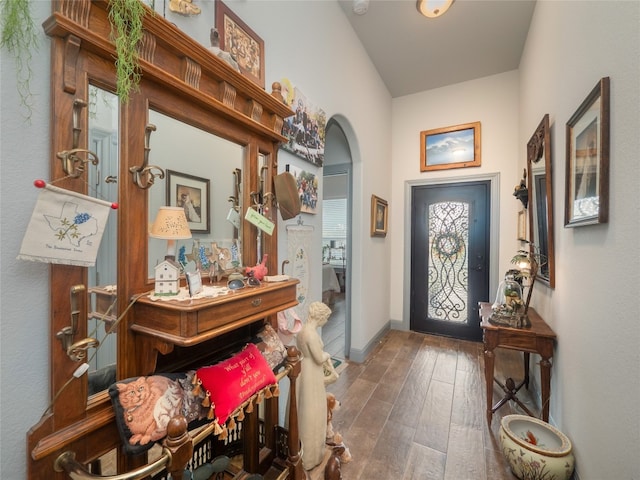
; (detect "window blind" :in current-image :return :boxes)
[322,198,347,238]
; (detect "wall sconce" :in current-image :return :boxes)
[417,0,454,18]
[513,168,528,209]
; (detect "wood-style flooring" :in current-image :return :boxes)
[323,307,543,479]
[322,293,347,359]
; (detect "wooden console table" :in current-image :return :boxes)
[479,302,556,423]
[131,278,299,374]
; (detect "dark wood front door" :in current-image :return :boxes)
[410,181,490,341]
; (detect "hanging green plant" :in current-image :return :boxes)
[108,0,147,103]
[1,0,39,120]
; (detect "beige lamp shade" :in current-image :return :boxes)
[149,206,192,239]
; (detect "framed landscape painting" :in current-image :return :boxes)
[420,121,481,172]
[565,77,610,227]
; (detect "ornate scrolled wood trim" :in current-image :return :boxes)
[139,31,156,64]
[220,80,236,108]
[63,35,81,94]
[527,122,545,164]
[249,99,263,123]
[45,1,292,143]
[181,57,201,89]
[271,115,285,137]
[60,0,91,27]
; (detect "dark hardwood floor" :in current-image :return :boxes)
[322,292,347,359]
[324,323,542,479]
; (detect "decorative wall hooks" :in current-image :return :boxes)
[57,99,101,177]
[56,285,99,362]
[129,123,166,189]
[228,168,242,210]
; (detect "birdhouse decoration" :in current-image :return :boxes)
[154,259,181,296]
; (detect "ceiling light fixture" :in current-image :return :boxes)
[353,0,369,15]
[417,0,454,18]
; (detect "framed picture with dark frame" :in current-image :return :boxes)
[565,77,610,227]
[371,195,388,237]
[420,121,481,172]
[166,170,210,234]
[215,0,265,88]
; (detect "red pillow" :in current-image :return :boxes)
[195,343,277,427]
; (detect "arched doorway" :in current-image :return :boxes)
[322,118,352,359]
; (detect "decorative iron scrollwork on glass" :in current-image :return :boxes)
[427,201,469,322]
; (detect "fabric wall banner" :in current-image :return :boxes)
[286,225,313,319]
[17,184,114,267]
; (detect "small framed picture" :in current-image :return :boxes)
[186,270,203,296]
[166,170,210,234]
[216,0,265,88]
[517,210,527,241]
[420,121,481,172]
[371,195,388,237]
[565,77,610,227]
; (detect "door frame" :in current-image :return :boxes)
[323,163,352,358]
[402,173,501,330]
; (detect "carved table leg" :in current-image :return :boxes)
[484,346,495,424]
[540,356,552,422]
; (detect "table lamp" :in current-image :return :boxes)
[511,242,545,317]
[149,206,192,261]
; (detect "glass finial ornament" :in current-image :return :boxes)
[492,274,522,311]
[490,274,527,327]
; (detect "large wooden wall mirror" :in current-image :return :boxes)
[29,2,293,478]
[527,114,555,288]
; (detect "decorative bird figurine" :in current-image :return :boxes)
[246,254,268,281]
[208,28,240,72]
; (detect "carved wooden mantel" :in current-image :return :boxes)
[43,0,292,141]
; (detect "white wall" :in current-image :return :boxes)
[518,2,640,479]
[0,1,52,477]
[232,0,393,354]
[390,70,522,324]
[0,2,392,479]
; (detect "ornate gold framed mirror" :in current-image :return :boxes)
[527,114,555,288]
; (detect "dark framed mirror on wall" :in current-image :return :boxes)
[527,114,555,288]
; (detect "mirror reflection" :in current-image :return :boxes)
[87,84,119,396]
[527,114,555,287]
[147,110,245,280]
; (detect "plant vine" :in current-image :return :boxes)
[108,0,147,103]
[1,0,39,121]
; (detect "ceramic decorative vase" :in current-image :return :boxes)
[500,415,575,480]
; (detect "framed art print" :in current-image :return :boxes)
[517,210,527,241]
[166,170,210,233]
[565,77,610,227]
[420,121,481,172]
[216,0,265,88]
[371,195,388,237]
